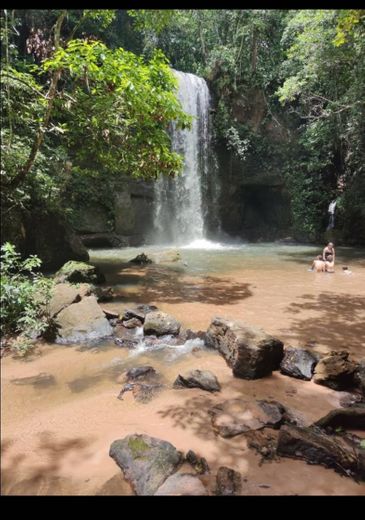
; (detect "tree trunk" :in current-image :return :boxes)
[6,10,67,190]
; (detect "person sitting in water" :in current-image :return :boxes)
[311,255,326,272]
[325,254,335,273]
[342,266,352,275]
[323,242,335,263]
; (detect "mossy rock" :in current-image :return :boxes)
[109,434,182,495]
[55,261,105,284]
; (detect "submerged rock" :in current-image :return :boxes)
[209,399,285,438]
[144,311,181,337]
[313,351,357,391]
[11,372,56,388]
[123,317,143,329]
[129,253,152,265]
[154,473,207,496]
[206,317,284,379]
[55,260,105,284]
[114,338,139,349]
[117,382,163,403]
[126,366,157,382]
[280,346,318,381]
[173,369,221,392]
[109,434,182,495]
[215,467,242,496]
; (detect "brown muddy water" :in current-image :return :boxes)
[2,243,365,495]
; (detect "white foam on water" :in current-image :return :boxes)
[127,337,205,361]
[181,238,243,250]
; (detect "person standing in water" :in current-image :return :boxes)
[323,242,335,263]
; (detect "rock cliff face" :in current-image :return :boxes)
[71,87,293,245]
[1,207,89,270]
[73,178,155,248]
[214,143,292,241]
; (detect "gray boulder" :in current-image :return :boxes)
[154,473,208,496]
[280,346,318,380]
[206,317,284,379]
[109,434,182,495]
[173,370,221,392]
[144,311,181,337]
[47,283,81,317]
[55,295,113,343]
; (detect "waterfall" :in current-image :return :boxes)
[153,70,213,245]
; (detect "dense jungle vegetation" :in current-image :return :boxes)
[1,9,365,252]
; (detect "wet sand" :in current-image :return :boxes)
[2,245,365,495]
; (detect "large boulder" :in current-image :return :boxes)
[206,318,284,379]
[154,473,208,496]
[54,295,113,343]
[313,351,357,391]
[280,346,319,381]
[209,399,285,438]
[109,434,182,495]
[144,311,181,337]
[173,370,221,392]
[55,261,105,284]
[47,283,81,317]
[277,424,365,481]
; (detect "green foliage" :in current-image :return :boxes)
[43,40,191,180]
[83,9,116,29]
[0,243,54,352]
[333,9,365,46]
[128,10,176,35]
[276,9,365,241]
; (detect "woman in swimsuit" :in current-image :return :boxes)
[323,242,335,263]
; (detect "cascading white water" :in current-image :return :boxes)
[153,70,211,245]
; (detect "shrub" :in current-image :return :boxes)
[0,242,53,355]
